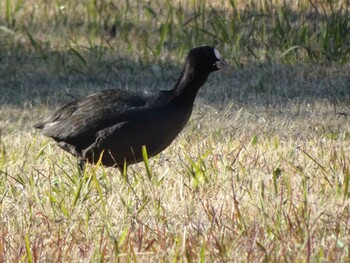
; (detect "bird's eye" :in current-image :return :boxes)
[214,48,221,60]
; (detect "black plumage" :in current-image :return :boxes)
[34,46,229,169]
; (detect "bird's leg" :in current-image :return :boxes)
[78,158,86,175]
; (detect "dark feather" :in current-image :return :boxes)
[34,46,230,168]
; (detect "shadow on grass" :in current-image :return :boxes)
[1,1,350,109]
[0,50,349,110]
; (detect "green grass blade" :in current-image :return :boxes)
[142,145,152,180]
[25,234,33,263]
[5,0,11,26]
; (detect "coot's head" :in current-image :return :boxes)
[185,46,230,74]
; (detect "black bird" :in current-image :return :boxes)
[34,46,230,170]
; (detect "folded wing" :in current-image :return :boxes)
[34,89,151,146]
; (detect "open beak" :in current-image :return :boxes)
[215,60,232,73]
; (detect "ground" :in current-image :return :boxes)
[0,0,350,262]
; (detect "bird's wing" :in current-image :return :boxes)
[34,89,152,143]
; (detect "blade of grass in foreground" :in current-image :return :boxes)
[343,164,350,202]
[92,152,107,214]
[73,177,84,207]
[25,233,33,263]
[142,145,152,180]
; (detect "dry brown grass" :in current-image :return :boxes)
[1,61,350,261]
[1,0,350,261]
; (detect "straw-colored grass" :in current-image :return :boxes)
[1,0,350,261]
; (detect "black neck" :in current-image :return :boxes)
[171,65,210,105]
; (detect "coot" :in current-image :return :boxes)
[34,46,230,169]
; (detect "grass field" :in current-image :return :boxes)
[1,0,350,262]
